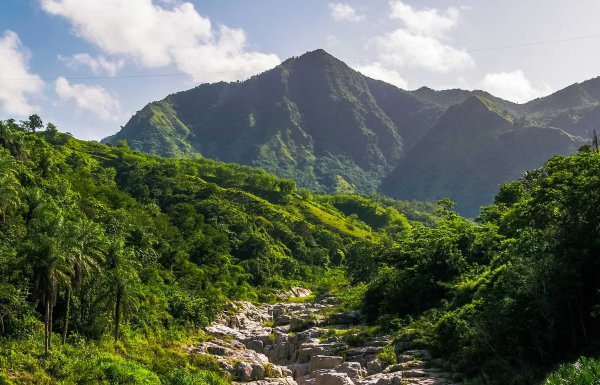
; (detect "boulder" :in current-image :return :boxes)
[252,363,267,380]
[296,375,317,385]
[235,361,254,381]
[275,315,293,326]
[355,373,403,385]
[205,343,232,356]
[327,311,361,325]
[336,362,366,380]
[366,360,383,375]
[248,339,265,353]
[314,371,355,385]
[246,377,299,385]
[290,317,316,332]
[403,369,426,378]
[309,355,344,373]
[289,363,310,378]
[297,342,347,363]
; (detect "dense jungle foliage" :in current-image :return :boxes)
[0,116,421,384]
[349,147,600,384]
[1,116,599,384]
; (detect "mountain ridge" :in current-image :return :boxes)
[104,49,593,216]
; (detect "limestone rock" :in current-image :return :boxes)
[336,362,366,380]
[235,361,255,381]
[289,363,310,378]
[314,371,355,385]
[366,360,383,375]
[249,339,265,354]
[327,311,361,325]
[309,355,344,373]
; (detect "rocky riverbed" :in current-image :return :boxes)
[187,289,458,385]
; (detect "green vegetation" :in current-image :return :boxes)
[104,51,600,217]
[349,148,600,384]
[543,357,600,385]
[105,50,414,196]
[2,114,600,384]
[377,346,397,366]
[0,117,419,383]
[380,96,583,217]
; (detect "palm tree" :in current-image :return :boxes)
[101,238,140,342]
[61,218,106,344]
[0,121,28,161]
[23,197,72,354]
[30,233,72,354]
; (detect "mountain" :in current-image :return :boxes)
[105,49,595,216]
[105,49,442,194]
[380,96,581,217]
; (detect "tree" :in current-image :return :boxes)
[22,114,43,133]
[0,121,28,161]
[24,200,72,354]
[61,218,105,344]
[0,150,20,224]
[101,238,140,342]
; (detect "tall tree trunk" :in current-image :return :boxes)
[48,302,53,351]
[44,298,50,355]
[114,289,122,342]
[62,287,71,344]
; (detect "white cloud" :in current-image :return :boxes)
[60,53,125,76]
[55,77,121,120]
[361,1,473,80]
[328,3,364,22]
[0,30,44,116]
[41,0,280,82]
[355,62,408,89]
[480,70,553,103]
[389,1,459,37]
[374,29,473,73]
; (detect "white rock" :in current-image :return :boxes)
[309,355,344,373]
[314,371,355,385]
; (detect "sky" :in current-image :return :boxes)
[1,0,600,140]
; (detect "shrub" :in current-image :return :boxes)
[168,368,229,385]
[544,357,600,385]
[377,346,397,366]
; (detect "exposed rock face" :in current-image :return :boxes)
[191,289,459,385]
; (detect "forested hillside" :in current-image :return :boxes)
[1,117,599,384]
[350,147,600,384]
[0,117,417,384]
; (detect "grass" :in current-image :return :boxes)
[0,327,228,385]
[286,294,316,304]
[319,325,382,347]
[303,201,372,239]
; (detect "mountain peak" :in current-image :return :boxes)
[280,49,346,70]
[437,95,512,132]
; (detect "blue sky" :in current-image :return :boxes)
[1,0,600,140]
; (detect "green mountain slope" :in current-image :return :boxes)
[105,50,438,194]
[105,50,600,216]
[380,96,583,217]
